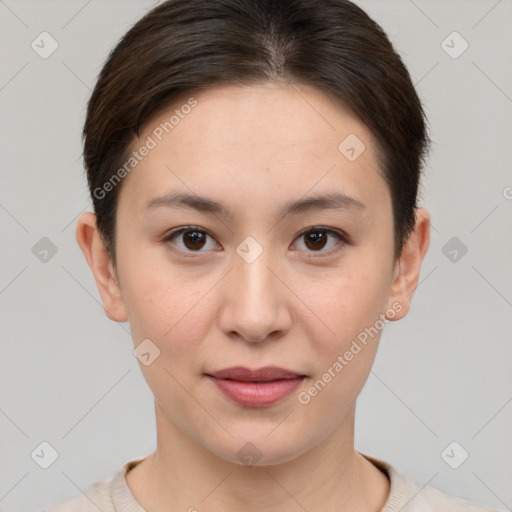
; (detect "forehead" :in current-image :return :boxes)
[144,82,376,151]
[119,82,388,217]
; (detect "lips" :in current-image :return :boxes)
[205,366,306,407]
[208,366,304,382]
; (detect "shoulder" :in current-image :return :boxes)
[391,471,497,511]
[360,452,498,512]
[41,475,115,512]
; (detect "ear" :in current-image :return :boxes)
[75,212,128,322]
[385,208,430,321]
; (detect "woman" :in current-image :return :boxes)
[45,0,495,510]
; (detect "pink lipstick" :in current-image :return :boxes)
[206,366,305,407]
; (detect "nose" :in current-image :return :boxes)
[217,243,292,343]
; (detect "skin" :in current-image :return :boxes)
[76,82,430,512]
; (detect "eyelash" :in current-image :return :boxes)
[161,225,349,258]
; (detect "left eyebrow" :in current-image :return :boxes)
[144,191,366,218]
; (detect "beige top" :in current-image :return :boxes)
[42,452,497,511]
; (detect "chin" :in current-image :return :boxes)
[206,431,315,468]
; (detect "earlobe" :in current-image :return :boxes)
[386,208,431,321]
[75,212,128,322]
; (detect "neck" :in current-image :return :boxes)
[127,402,390,512]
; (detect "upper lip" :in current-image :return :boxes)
[206,366,305,382]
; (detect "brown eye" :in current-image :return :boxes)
[294,227,347,254]
[182,230,207,250]
[163,227,218,252]
[304,229,328,250]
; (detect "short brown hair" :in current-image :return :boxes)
[83,0,430,266]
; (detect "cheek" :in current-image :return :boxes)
[120,258,214,356]
[300,278,386,414]
[296,259,391,407]
[123,270,215,417]
[302,261,390,349]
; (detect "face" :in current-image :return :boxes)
[79,82,426,466]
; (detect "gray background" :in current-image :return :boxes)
[1,1,511,510]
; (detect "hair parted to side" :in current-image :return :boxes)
[83,0,430,268]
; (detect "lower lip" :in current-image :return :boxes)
[207,376,305,407]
